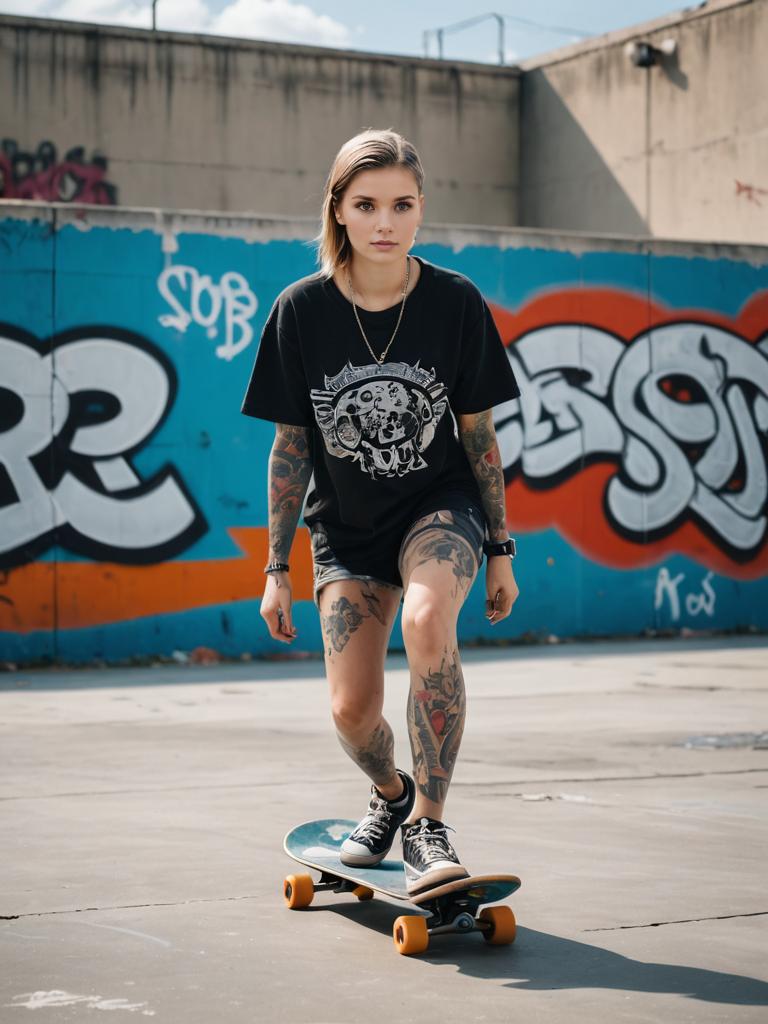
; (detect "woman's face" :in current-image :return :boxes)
[334,165,424,265]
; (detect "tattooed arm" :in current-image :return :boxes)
[458,409,519,624]
[260,422,313,644]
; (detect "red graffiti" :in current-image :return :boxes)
[0,139,117,205]
[735,179,768,207]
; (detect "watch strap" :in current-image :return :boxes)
[482,538,516,558]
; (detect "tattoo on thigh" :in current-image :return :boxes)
[320,596,365,655]
[407,647,466,804]
[337,720,395,788]
[361,586,386,626]
[402,528,476,598]
[319,586,387,656]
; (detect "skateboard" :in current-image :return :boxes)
[283,818,521,956]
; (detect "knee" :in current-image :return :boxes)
[401,599,453,653]
[331,697,380,737]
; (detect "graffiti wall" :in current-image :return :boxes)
[1,204,766,665]
[0,140,117,205]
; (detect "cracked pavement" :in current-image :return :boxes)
[1,636,767,1022]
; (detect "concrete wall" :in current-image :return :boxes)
[2,203,767,666]
[519,0,768,245]
[0,14,519,227]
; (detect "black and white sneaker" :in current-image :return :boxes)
[340,770,416,867]
[401,817,469,896]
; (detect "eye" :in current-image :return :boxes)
[356,201,373,212]
[396,202,413,211]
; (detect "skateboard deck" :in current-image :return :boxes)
[283,818,521,955]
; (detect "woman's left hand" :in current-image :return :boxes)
[485,556,519,625]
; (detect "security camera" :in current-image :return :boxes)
[624,37,677,67]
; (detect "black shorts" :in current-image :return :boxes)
[309,500,486,607]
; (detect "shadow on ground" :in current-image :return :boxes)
[307,900,768,1007]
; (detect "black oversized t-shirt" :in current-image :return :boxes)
[241,255,520,557]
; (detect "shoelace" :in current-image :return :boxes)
[407,821,458,862]
[349,795,393,843]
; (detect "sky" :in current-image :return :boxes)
[2,0,698,63]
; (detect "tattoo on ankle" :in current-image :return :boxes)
[407,647,465,804]
[337,720,396,788]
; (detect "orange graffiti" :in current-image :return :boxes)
[0,528,313,633]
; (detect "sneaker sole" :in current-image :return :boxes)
[339,848,389,867]
[405,864,470,896]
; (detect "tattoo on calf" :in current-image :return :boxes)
[407,647,466,804]
[337,720,396,788]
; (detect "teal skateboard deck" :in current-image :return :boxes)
[283,818,521,955]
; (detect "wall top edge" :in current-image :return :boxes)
[518,0,754,71]
[1,200,766,266]
[0,13,521,75]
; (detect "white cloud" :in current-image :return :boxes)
[2,0,352,46]
[213,0,351,47]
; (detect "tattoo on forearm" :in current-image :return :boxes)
[460,411,507,541]
[268,424,312,563]
[337,720,396,788]
[407,647,466,805]
[320,587,385,656]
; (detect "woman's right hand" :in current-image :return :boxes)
[260,572,297,643]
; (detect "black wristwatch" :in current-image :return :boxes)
[482,537,516,559]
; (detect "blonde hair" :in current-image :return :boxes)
[314,128,424,279]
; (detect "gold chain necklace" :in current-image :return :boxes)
[347,255,411,366]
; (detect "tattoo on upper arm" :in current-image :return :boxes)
[459,410,507,541]
[269,424,312,563]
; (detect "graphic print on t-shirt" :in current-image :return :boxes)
[310,359,455,480]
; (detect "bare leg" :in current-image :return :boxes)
[399,514,479,821]
[318,578,404,800]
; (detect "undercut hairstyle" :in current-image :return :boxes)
[314,127,425,279]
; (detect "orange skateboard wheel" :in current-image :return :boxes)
[352,885,374,901]
[283,873,314,909]
[392,915,429,956]
[479,905,516,944]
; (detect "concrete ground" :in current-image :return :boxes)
[1,636,766,1023]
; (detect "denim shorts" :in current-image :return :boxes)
[309,502,486,607]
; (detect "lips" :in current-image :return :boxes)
[372,241,396,248]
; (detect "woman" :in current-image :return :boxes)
[241,128,520,896]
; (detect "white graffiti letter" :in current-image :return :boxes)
[685,571,716,617]
[157,265,258,361]
[654,566,685,621]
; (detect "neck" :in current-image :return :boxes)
[348,253,410,301]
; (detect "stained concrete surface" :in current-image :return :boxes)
[1,636,766,1022]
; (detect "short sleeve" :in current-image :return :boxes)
[240,293,312,426]
[452,296,521,414]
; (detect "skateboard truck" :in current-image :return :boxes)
[283,869,517,955]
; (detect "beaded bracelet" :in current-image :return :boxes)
[264,561,290,574]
